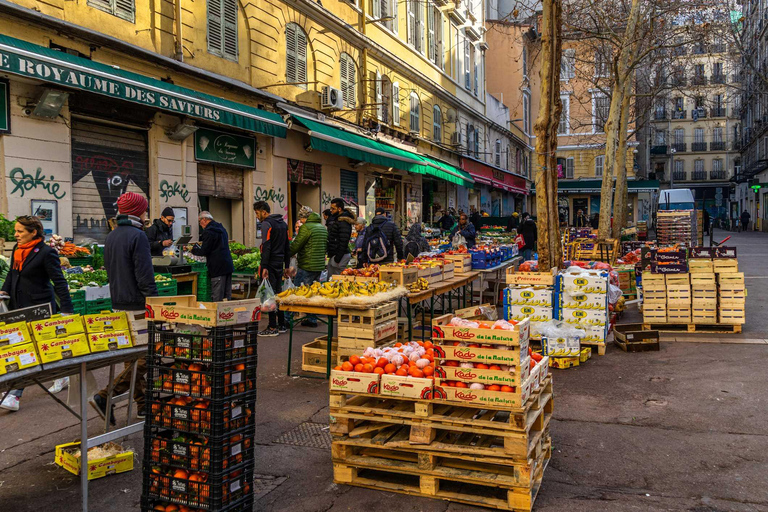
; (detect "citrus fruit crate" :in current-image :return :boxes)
[149,322,257,364]
[142,495,254,512]
[146,394,256,436]
[145,428,254,474]
[85,298,112,313]
[142,461,254,510]
[148,357,257,400]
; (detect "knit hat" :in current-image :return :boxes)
[116,192,148,217]
[161,207,175,218]
[512,212,519,217]
[297,206,313,220]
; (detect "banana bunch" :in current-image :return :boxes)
[407,277,430,292]
[277,279,396,299]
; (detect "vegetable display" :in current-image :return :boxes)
[65,269,109,290]
[233,251,261,271]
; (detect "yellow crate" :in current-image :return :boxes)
[55,442,134,480]
[688,259,714,273]
[0,342,40,375]
[719,308,745,324]
[87,331,133,353]
[667,308,692,324]
[35,334,90,364]
[29,315,85,342]
[690,273,716,286]
[83,312,130,333]
[0,321,33,348]
[378,265,419,286]
[665,274,690,286]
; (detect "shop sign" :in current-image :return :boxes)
[194,128,256,168]
[0,80,8,133]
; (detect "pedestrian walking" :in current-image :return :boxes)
[326,198,355,277]
[254,201,290,336]
[574,209,589,228]
[289,206,327,328]
[192,212,234,302]
[450,213,477,248]
[363,208,404,263]
[404,223,430,259]
[89,192,158,423]
[145,207,175,256]
[469,206,482,232]
[519,213,537,261]
[0,216,73,412]
[506,212,520,232]
[740,210,751,232]
[353,217,367,268]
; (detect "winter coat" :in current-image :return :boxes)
[145,218,174,257]
[1,240,73,314]
[364,215,404,263]
[290,213,328,272]
[450,222,477,248]
[192,220,235,278]
[506,216,519,232]
[741,211,751,226]
[327,209,355,263]
[469,211,482,232]
[520,219,537,251]
[104,215,158,311]
[436,214,454,231]
[258,214,290,271]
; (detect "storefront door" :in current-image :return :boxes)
[197,164,245,241]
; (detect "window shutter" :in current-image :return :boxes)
[296,28,307,86]
[416,3,424,53]
[222,0,238,59]
[380,0,388,22]
[392,82,400,126]
[340,54,349,105]
[375,71,383,121]
[114,0,135,22]
[208,0,223,55]
[474,129,480,157]
[286,24,297,84]
[391,0,398,34]
[373,0,381,19]
[566,157,574,178]
[464,37,470,89]
[428,6,435,63]
[407,1,416,46]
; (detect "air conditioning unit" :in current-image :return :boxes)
[450,131,462,145]
[321,86,344,110]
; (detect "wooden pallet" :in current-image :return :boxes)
[641,323,742,334]
[330,378,553,459]
[333,439,550,511]
[579,340,606,356]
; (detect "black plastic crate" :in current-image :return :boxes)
[147,358,257,400]
[145,428,254,473]
[148,322,257,364]
[143,461,254,510]
[141,494,254,512]
[147,395,256,436]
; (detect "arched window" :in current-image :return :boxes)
[409,92,421,133]
[286,23,307,89]
[339,53,357,107]
[433,105,442,142]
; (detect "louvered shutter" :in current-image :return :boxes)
[392,82,400,126]
[375,71,383,121]
[348,58,357,107]
[296,28,307,87]
[286,24,297,84]
[415,2,423,53]
[390,0,398,34]
[208,0,223,55]
[464,37,470,89]
[380,0,388,23]
[407,1,416,46]
[222,0,238,59]
[340,54,348,104]
[428,6,435,63]
[114,0,135,22]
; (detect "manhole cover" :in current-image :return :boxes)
[273,421,332,449]
[254,474,288,501]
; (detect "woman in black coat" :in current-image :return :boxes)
[0,216,72,412]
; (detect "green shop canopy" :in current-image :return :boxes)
[551,179,660,194]
[291,115,473,187]
[0,34,287,138]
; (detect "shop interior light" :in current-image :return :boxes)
[167,121,198,141]
[31,89,69,119]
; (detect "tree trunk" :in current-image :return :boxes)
[533,0,563,272]
[612,79,632,239]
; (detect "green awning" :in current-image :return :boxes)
[0,34,287,137]
[552,179,660,193]
[291,116,473,187]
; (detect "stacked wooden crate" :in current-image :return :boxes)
[641,273,667,323]
[337,302,398,364]
[690,273,718,323]
[717,271,745,325]
[665,273,691,323]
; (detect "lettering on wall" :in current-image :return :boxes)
[9,167,66,199]
[321,191,332,208]
[159,180,191,203]
[254,186,286,208]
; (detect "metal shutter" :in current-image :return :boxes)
[197,164,244,200]
[340,170,359,206]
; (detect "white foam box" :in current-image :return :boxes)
[504,286,553,307]
[542,335,580,357]
[560,271,609,294]
[504,304,554,324]
[559,290,606,310]
[561,307,609,327]
[581,324,607,343]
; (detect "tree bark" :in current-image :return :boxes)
[612,78,632,238]
[534,0,563,271]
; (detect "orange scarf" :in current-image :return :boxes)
[13,240,39,271]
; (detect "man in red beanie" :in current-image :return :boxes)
[90,191,158,424]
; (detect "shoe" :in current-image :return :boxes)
[300,320,318,328]
[258,328,279,337]
[0,393,19,412]
[48,377,69,394]
[278,325,289,334]
[136,405,146,419]
[89,394,116,426]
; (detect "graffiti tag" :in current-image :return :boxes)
[10,167,66,199]
[254,186,285,207]
[322,191,333,207]
[159,180,191,203]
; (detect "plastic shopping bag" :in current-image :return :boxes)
[452,232,467,248]
[258,278,277,312]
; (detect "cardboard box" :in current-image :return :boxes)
[650,262,688,274]
[435,359,530,386]
[379,375,433,399]
[0,342,40,375]
[559,291,606,310]
[650,249,687,263]
[548,356,579,369]
[329,370,379,394]
[504,305,554,324]
[55,442,133,480]
[560,271,609,294]
[0,321,33,348]
[538,356,549,382]
[433,343,528,366]
[503,286,553,307]
[690,246,737,258]
[579,348,592,363]
[433,374,533,408]
[562,308,609,327]
[145,296,260,326]
[454,303,496,320]
[83,312,130,333]
[506,267,557,286]
[542,336,580,357]
[431,314,530,346]
[581,325,607,343]
[30,315,85,341]
[88,331,133,353]
[36,334,90,363]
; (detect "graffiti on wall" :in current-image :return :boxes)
[321,191,332,208]
[10,167,66,199]
[254,186,286,208]
[159,180,191,203]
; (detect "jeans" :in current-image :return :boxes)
[265,267,286,329]
[326,253,351,278]
[210,274,232,302]
[294,269,322,325]
[96,310,147,408]
[522,248,533,261]
[7,389,22,398]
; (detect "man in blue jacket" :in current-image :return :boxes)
[192,211,235,302]
[254,201,290,336]
[450,213,477,248]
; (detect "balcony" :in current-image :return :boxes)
[710,170,727,180]
[692,107,707,119]
[651,145,668,155]
[671,76,687,86]
[710,141,726,151]
[692,75,708,85]
[692,170,707,180]
[654,109,667,120]
[692,142,708,151]
[672,143,687,152]
[711,74,726,84]
[672,110,687,120]
[673,171,687,181]
[710,107,726,117]
[710,44,727,53]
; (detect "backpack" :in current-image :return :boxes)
[404,240,420,259]
[365,224,390,263]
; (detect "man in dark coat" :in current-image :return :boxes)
[436,210,454,232]
[740,210,750,232]
[469,206,482,232]
[450,213,477,248]
[364,208,404,263]
[145,207,175,256]
[254,201,290,336]
[519,213,537,260]
[192,211,234,302]
[326,198,355,277]
[506,212,520,232]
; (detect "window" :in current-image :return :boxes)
[381,75,391,124]
[713,127,723,143]
[407,0,424,53]
[464,35,471,89]
[516,148,522,174]
[409,92,420,133]
[654,130,666,145]
[433,104,442,141]
[522,46,528,78]
[694,159,704,172]
[374,0,396,33]
[595,155,604,177]
[467,124,475,154]
[694,128,704,143]
[473,46,479,96]
[523,92,531,134]
[286,23,307,88]
[558,95,570,134]
[674,159,684,173]
[392,82,400,126]
[561,48,575,80]
[207,0,238,60]
[474,127,480,158]
[505,145,510,170]
[495,139,501,166]
[593,93,609,133]
[566,157,574,179]
[694,64,705,77]
[674,128,685,144]
[428,6,443,68]
[594,49,610,77]
[375,71,383,121]
[713,62,724,77]
[340,53,357,108]
[675,97,684,112]
[89,0,135,21]
[713,159,723,172]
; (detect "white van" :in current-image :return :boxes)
[657,189,695,211]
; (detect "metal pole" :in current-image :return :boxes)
[80,362,88,512]
[104,364,115,431]
[326,314,333,378]
[286,314,293,376]
[127,360,138,426]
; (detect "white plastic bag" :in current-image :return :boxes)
[452,232,467,248]
[608,283,622,306]
[258,278,277,312]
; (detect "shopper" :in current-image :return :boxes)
[364,208,404,263]
[145,207,175,257]
[289,207,328,328]
[520,212,537,261]
[469,206,482,232]
[506,211,520,232]
[436,209,455,232]
[192,212,234,302]
[740,210,750,232]
[90,192,158,424]
[353,217,367,268]
[322,209,332,226]
[450,213,477,248]
[326,198,355,277]
[254,201,290,336]
[574,209,589,228]
[0,216,73,412]
[590,213,600,230]
[404,223,430,259]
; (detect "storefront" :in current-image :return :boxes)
[555,179,660,227]
[461,157,529,217]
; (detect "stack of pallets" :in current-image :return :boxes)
[337,302,398,364]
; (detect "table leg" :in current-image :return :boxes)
[287,314,294,376]
[104,364,115,432]
[192,275,198,297]
[127,361,138,426]
[470,280,474,306]
[407,301,412,342]
[326,315,334,378]
[80,362,88,512]
[421,302,426,342]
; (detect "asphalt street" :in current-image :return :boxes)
[0,228,766,512]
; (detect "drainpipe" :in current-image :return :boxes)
[175,0,184,62]
[358,0,367,126]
